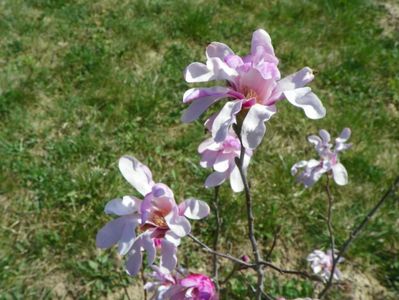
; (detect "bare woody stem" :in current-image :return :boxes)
[325,173,336,256]
[234,127,264,300]
[188,233,322,282]
[212,186,221,290]
[319,175,399,298]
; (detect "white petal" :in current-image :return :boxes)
[184,58,237,83]
[160,239,177,271]
[119,156,154,196]
[229,165,244,192]
[291,160,308,175]
[104,196,141,216]
[284,88,326,119]
[96,217,125,249]
[241,104,276,149]
[212,100,243,143]
[277,67,315,91]
[125,242,143,276]
[179,198,210,220]
[183,86,232,103]
[331,163,348,185]
[213,153,232,172]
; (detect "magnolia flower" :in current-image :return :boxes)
[198,127,252,192]
[182,29,325,150]
[291,128,351,187]
[96,156,210,276]
[145,267,218,300]
[144,266,178,300]
[307,249,343,281]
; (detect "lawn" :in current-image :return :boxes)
[0,0,398,299]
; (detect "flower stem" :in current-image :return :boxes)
[234,128,264,300]
[212,186,221,290]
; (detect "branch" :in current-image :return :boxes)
[212,186,221,290]
[318,175,399,298]
[259,260,323,282]
[234,127,264,300]
[265,226,281,261]
[187,233,254,268]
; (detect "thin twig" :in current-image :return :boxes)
[212,186,221,290]
[119,272,132,300]
[259,260,322,282]
[141,268,147,300]
[187,233,253,268]
[325,174,336,254]
[265,226,281,261]
[318,175,399,298]
[234,127,264,299]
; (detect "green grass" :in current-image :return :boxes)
[0,0,398,299]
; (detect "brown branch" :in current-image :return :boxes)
[234,127,264,300]
[265,226,281,261]
[259,260,323,282]
[325,174,336,255]
[212,186,221,290]
[318,175,399,298]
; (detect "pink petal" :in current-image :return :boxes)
[251,29,275,57]
[96,217,125,250]
[125,242,143,276]
[205,171,228,188]
[206,42,235,60]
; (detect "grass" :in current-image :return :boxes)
[0,0,398,299]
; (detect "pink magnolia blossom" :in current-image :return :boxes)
[96,156,210,276]
[182,29,325,150]
[307,249,343,282]
[291,128,351,187]
[145,267,218,300]
[198,127,252,192]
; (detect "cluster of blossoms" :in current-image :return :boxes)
[96,156,212,281]
[182,29,326,191]
[145,266,217,300]
[96,29,353,299]
[291,128,351,187]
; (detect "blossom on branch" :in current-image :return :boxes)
[291,128,351,187]
[96,156,210,276]
[198,126,252,192]
[145,267,218,300]
[307,249,343,281]
[182,29,325,150]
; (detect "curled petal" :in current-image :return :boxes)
[179,198,210,220]
[212,100,243,143]
[284,87,326,119]
[291,160,309,175]
[183,86,232,103]
[278,67,315,91]
[241,104,276,149]
[251,29,275,57]
[165,207,191,237]
[181,93,228,123]
[184,58,237,83]
[206,42,235,60]
[119,156,154,196]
